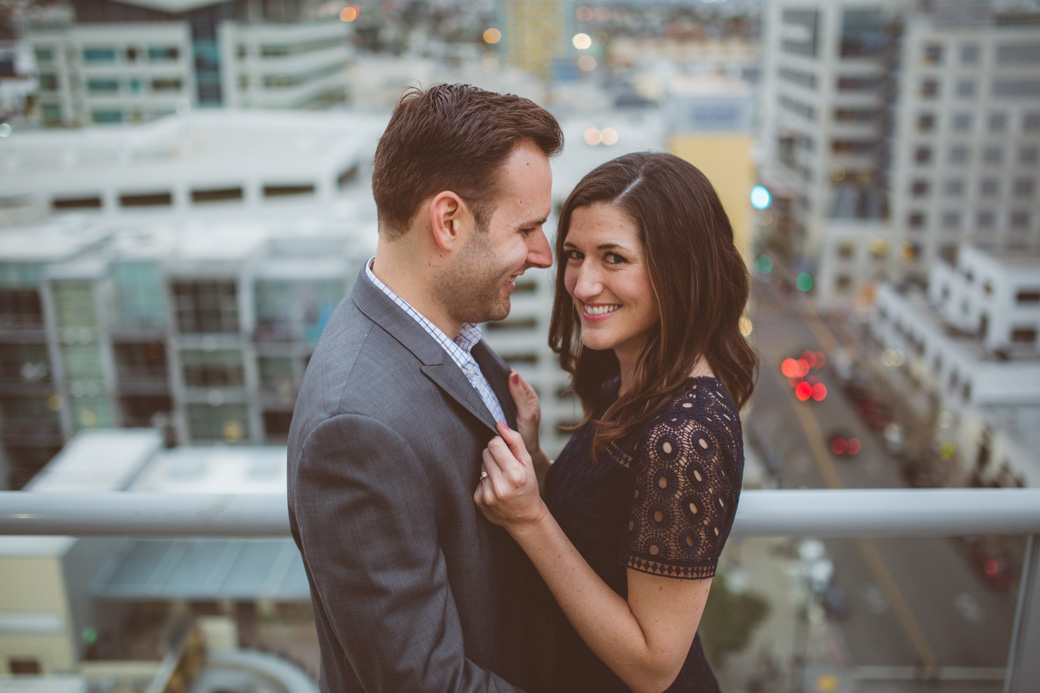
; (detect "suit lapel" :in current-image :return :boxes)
[351,266,502,435]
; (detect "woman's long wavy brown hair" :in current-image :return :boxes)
[549,152,758,455]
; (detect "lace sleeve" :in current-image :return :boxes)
[622,396,744,580]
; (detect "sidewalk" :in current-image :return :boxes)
[713,537,849,692]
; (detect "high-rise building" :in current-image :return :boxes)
[25,0,351,127]
[758,0,1040,307]
[499,0,566,81]
[0,110,379,488]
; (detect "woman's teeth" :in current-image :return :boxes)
[585,304,620,315]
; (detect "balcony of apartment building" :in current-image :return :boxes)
[1,484,1038,693]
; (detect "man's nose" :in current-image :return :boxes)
[526,228,552,269]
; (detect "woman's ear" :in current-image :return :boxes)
[429,191,470,251]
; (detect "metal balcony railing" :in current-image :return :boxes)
[2,488,1038,693]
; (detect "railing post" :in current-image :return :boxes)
[1005,535,1039,693]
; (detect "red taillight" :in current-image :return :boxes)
[831,437,848,455]
[795,381,812,400]
[985,559,1001,577]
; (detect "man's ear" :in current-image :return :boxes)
[429,191,471,251]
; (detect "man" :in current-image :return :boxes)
[287,84,563,691]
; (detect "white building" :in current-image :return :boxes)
[758,0,1040,307]
[872,246,1040,485]
[24,0,351,128]
[0,108,382,220]
[0,428,316,690]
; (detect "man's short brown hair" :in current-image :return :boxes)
[371,84,564,240]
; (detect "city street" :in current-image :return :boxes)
[743,278,1020,688]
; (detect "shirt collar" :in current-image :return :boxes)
[365,257,483,353]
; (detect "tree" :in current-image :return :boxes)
[698,571,770,666]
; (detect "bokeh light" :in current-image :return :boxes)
[483,28,502,44]
[755,254,773,274]
[739,315,753,337]
[795,381,812,401]
[578,55,597,71]
[339,6,359,22]
[600,127,618,145]
[583,128,603,145]
[811,382,828,401]
[576,5,593,21]
[796,272,813,292]
[750,185,771,210]
[0,123,11,138]
[572,33,593,50]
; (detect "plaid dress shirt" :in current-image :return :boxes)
[365,258,507,423]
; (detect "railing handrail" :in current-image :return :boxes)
[1,488,1039,538]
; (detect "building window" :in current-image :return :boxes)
[836,75,878,92]
[91,110,123,124]
[908,212,926,229]
[1014,178,1035,198]
[147,46,180,61]
[941,211,961,229]
[126,46,138,61]
[83,47,116,63]
[151,78,183,93]
[948,147,969,164]
[920,79,940,99]
[956,79,975,98]
[8,659,41,675]
[977,211,996,229]
[34,47,55,63]
[120,395,172,428]
[838,242,856,260]
[191,187,244,204]
[87,78,119,94]
[262,184,315,198]
[1023,112,1040,132]
[181,349,245,388]
[923,44,943,65]
[186,403,249,442]
[952,113,972,132]
[992,79,1040,98]
[114,261,166,329]
[988,113,1008,133]
[172,280,239,334]
[979,179,999,198]
[983,146,1003,165]
[39,73,58,91]
[996,43,1040,64]
[945,179,964,196]
[53,195,101,210]
[0,289,44,330]
[918,113,936,132]
[911,180,930,197]
[42,103,62,125]
[1016,289,1040,304]
[835,275,853,293]
[1011,211,1031,230]
[840,8,883,58]
[1011,327,1038,344]
[1020,146,1039,165]
[114,342,168,383]
[960,43,980,65]
[914,147,932,164]
[119,191,172,207]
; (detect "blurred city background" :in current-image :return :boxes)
[0,0,1038,691]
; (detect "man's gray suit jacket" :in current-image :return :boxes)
[287,268,550,691]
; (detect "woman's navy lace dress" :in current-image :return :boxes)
[544,377,744,692]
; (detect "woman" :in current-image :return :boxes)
[474,152,757,692]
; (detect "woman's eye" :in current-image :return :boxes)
[565,249,583,261]
[605,253,627,265]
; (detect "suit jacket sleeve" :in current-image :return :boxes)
[293,412,524,692]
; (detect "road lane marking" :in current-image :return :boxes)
[772,364,940,669]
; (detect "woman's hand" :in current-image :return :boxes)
[474,422,548,532]
[508,370,542,459]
